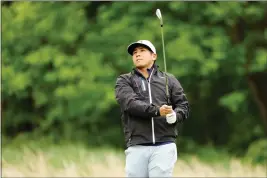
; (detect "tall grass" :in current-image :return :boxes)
[2,140,266,177]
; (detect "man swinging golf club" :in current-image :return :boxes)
[115,9,190,177]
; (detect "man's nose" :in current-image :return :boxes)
[135,52,140,57]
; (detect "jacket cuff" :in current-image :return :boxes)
[176,112,183,122]
[155,107,161,117]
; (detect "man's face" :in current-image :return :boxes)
[132,46,157,69]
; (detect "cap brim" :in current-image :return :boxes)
[127,42,153,56]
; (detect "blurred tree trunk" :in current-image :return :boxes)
[247,72,267,135]
[231,10,267,135]
[244,31,267,135]
[242,3,267,133]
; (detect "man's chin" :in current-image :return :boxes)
[136,65,146,69]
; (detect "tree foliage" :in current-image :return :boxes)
[2,2,267,160]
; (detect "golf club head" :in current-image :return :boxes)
[156,9,162,19]
[156,9,163,26]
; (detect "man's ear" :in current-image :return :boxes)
[152,53,157,61]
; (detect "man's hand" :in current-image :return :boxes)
[159,105,173,116]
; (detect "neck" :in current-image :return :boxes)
[138,68,149,78]
[136,63,154,78]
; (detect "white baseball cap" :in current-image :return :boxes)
[127,40,156,55]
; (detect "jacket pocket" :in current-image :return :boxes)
[154,117,177,138]
[132,77,147,100]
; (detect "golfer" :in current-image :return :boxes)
[115,40,190,177]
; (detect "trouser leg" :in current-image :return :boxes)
[148,143,177,177]
[125,145,150,177]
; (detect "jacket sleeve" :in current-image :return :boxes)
[169,75,190,123]
[115,75,160,118]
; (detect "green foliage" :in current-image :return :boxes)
[195,146,231,168]
[219,91,246,113]
[252,49,267,72]
[245,139,267,165]
[2,2,117,140]
[2,1,267,157]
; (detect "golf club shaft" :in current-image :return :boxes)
[161,26,167,75]
[160,24,170,105]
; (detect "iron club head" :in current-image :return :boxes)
[156,9,162,19]
[156,9,163,26]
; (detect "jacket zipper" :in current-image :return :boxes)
[147,68,155,144]
[141,80,146,91]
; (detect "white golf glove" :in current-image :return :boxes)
[166,111,176,124]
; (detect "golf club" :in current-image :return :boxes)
[156,9,170,105]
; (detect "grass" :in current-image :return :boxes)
[2,138,266,177]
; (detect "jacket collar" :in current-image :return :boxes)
[132,63,159,77]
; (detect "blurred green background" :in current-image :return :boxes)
[2,1,267,165]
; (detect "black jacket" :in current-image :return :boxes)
[115,65,189,148]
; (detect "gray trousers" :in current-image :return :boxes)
[124,142,177,177]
